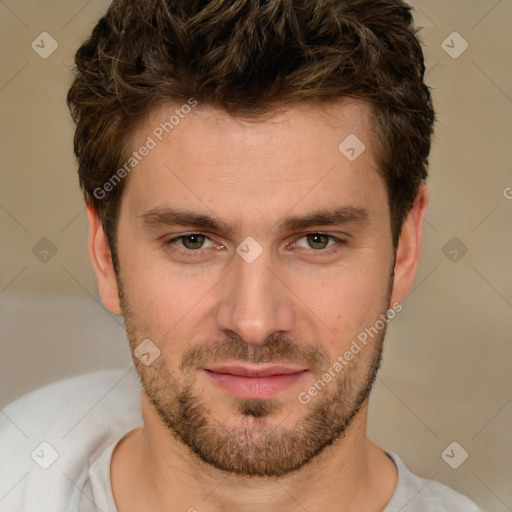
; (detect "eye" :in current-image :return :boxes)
[165,233,217,253]
[163,232,344,260]
[294,233,339,251]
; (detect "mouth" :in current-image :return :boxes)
[203,363,310,400]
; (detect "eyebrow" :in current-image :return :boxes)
[138,206,369,233]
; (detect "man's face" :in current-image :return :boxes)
[113,99,396,476]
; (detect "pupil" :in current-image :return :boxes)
[308,234,328,249]
[184,234,204,249]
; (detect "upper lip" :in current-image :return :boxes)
[204,364,309,378]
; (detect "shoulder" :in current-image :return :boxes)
[0,368,142,512]
[385,452,483,512]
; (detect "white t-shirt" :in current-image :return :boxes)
[0,369,483,512]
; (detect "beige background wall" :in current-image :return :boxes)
[1,1,511,510]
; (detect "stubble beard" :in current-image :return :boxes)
[118,275,391,477]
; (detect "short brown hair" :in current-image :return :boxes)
[67,0,435,269]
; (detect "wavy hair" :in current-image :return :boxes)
[67,0,435,261]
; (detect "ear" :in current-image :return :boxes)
[86,203,122,315]
[390,185,429,305]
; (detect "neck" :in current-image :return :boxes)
[111,392,397,512]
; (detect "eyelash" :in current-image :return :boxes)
[163,232,346,258]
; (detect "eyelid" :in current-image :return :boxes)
[164,232,219,253]
[164,231,346,257]
[289,233,346,257]
[293,233,338,249]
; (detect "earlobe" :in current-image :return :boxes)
[86,203,122,315]
[390,185,429,305]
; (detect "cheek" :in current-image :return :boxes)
[118,245,221,336]
[295,258,391,344]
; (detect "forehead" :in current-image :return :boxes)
[136,98,377,166]
[120,99,387,227]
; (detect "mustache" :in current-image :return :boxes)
[179,334,331,375]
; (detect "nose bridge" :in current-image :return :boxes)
[215,246,295,345]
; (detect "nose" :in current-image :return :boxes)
[215,246,295,345]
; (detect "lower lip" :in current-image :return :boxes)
[204,370,308,400]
